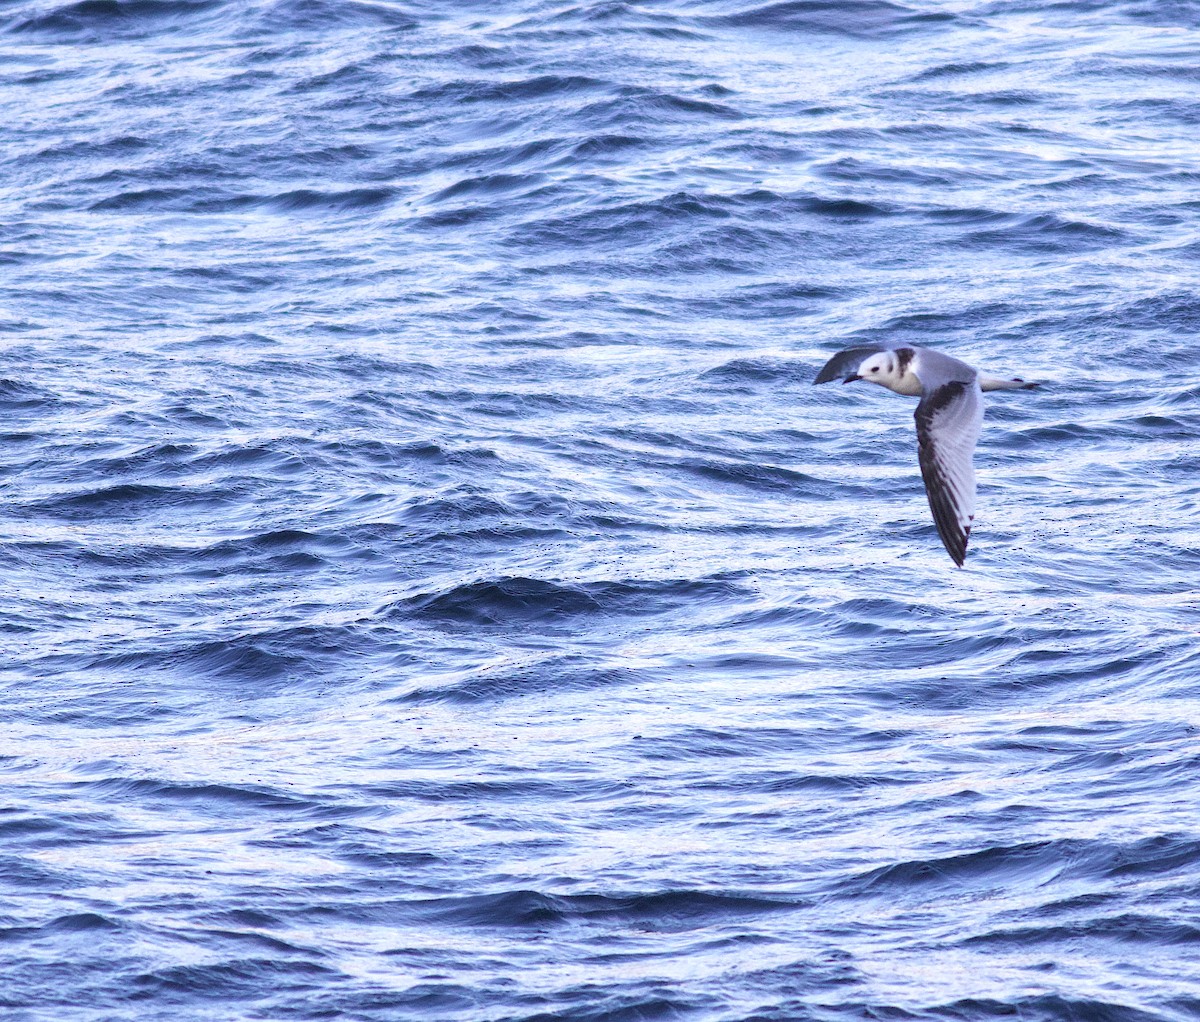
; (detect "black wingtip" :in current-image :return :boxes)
[946,524,971,567]
[813,362,842,385]
[813,345,885,385]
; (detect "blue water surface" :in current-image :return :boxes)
[3,1,1200,1019]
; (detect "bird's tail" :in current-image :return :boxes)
[980,376,1039,392]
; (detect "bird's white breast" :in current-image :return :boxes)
[884,371,924,397]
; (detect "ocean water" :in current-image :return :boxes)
[4,1,1200,1019]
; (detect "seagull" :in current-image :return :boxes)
[814,345,1038,566]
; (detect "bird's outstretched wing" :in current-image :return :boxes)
[914,380,983,566]
[813,346,886,384]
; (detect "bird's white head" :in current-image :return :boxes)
[844,347,920,396]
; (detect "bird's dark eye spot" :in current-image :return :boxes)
[871,367,879,373]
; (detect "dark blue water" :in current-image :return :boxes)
[4,1,1200,1019]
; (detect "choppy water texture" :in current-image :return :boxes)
[4,1,1200,1019]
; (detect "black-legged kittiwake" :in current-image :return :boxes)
[814,345,1038,567]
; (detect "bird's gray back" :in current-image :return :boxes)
[911,347,977,393]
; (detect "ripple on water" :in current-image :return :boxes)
[3,0,1200,1020]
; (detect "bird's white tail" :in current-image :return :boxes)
[980,376,1039,392]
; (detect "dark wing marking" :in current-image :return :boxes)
[813,346,885,384]
[914,380,983,567]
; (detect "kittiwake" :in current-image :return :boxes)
[814,344,1039,567]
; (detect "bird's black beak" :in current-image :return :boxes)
[842,374,861,384]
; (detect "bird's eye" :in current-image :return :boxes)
[871,367,879,373]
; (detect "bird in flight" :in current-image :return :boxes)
[814,345,1038,566]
